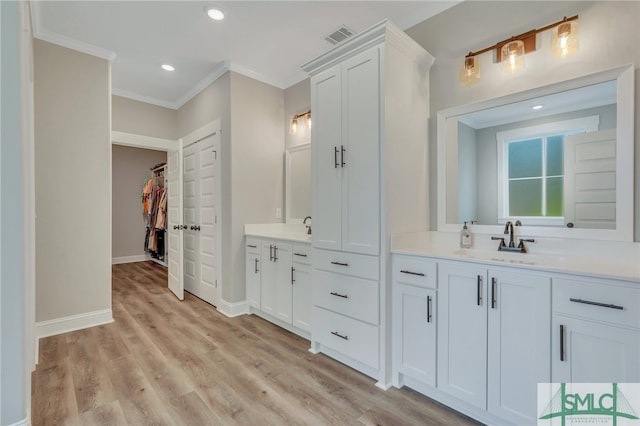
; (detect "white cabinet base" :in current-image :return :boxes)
[248,306,311,341]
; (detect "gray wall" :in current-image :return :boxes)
[112,145,167,259]
[406,1,640,240]
[34,40,112,322]
[1,1,26,423]
[112,95,179,140]
[285,78,311,149]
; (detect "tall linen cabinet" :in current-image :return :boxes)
[302,20,433,387]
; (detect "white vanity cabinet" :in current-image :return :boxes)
[303,20,433,385]
[437,261,551,425]
[245,238,261,309]
[552,277,640,383]
[260,240,293,322]
[292,244,312,332]
[392,256,438,388]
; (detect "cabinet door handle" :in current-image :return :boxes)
[291,267,295,285]
[491,277,497,309]
[269,245,273,262]
[334,146,339,168]
[273,246,278,262]
[330,261,349,267]
[569,298,623,310]
[293,253,307,257]
[400,270,425,277]
[247,244,257,248]
[330,291,348,299]
[477,275,483,306]
[341,145,346,167]
[254,258,259,274]
[427,295,432,323]
[560,324,566,362]
[331,331,349,340]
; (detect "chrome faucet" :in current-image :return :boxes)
[303,216,312,235]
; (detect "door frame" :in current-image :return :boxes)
[180,119,223,308]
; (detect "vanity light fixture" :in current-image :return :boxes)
[460,15,578,85]
[289,110,311,135]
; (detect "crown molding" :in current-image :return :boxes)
[111,88,178,110]
[172,61,231,109]
[31,2,116,62]
[226,62,286,90]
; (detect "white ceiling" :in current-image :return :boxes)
[32,1,459,110]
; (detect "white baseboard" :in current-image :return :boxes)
[36,308,114,339]
[7,417,31,426]
[112,254,150,264]
[217,299,248,317]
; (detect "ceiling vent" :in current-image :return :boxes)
[324,25,355,45]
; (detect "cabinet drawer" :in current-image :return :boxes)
[292,244,312,265]
[246,237,261,254]
[554,278,640,329]
[313,270,378,324]
[313,306,379,369]
[393,255,437,289]
[313,249,379,280]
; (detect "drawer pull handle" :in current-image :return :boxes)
[330,291,348,299]
[330,261,349,267]
[560,324,566,361]
[247,244,257,248]
[569,298,623,310]
[400,270,425,277]
[294,253,308,257]
[331,331,349,340]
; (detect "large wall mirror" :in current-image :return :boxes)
[285,143,311,223]
[437,65,634,241]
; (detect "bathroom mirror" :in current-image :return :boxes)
[437,65,634,241]
[285,143,311,223]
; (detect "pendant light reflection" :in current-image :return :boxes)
[552,20,578,57]
[289,110,311,135]
[461,55,480,86]
[501,40,525,74]
[289,117,298,135]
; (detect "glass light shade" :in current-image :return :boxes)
[501,40,525,73]
[305,114,312,129]
[460,56,480,86]
[289,118,298,134]
[552,21,578,57]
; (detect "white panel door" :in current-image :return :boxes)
[196,134,219,307]
[437,262,488,410]
[487,270,551,425]
[182,134,219,306]
[167,147,184,300]
[341,48,380,255]
[183,143,199,296]
[564,129,616,229]
[312,65,342,251]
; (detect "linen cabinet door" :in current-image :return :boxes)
[487,270,551,425]
[311,65,342,251]
[437,262,487,410]
[340,47,380,256]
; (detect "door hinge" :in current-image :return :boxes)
[215,279,218,288]
[213,150,217,159]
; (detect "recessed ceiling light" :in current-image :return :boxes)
[531,104,544,110]
[161,64,175,72]
[206,7,225,21]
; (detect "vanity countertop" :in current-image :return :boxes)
[244,223,311,244]
[391,232,640,283]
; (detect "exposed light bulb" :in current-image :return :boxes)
[501,40,525,74]
[460,56,480,86]
[552,21,578,57]
[289,118,298,135]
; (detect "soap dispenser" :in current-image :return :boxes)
[460,221,473,248]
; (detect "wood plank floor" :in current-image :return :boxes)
[32,261,480,426]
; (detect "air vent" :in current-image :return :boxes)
[324,25,354,45]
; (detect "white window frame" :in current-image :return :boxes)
[496,116,599,226]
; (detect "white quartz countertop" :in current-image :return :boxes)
[392,232,640,283]
[244,223,311,244]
